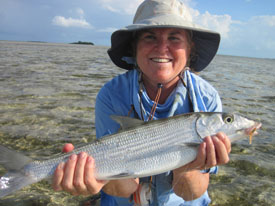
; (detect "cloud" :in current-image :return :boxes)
[97,27,117,33]
[52,16,92,28]
[98,0,192,16]
[98,0,143,15]
[246,15,275,48]
[219,14,275,58]
[181,2,274,58]
[182,3,274,58]
[251,15,275,27]
[52,8,92,29]
[76,8,85,18]
[189,8,234,39]
[97,0,233,38]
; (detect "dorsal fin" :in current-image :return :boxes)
[110,115,145,130]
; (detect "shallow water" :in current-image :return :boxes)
[0,41,274,206]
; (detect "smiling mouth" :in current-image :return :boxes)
[151,58,172,63]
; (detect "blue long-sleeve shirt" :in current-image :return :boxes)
[95,69,222,206]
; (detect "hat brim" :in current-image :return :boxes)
[108,21,220,72]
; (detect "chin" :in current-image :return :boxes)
[157,75,180,86]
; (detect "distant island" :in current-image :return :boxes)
[27,41,47,43]
[70,41,94,45]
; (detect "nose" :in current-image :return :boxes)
[155,38,169,53]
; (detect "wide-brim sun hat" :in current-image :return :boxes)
[107,0,220,72]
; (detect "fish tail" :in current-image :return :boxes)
[0,145,37,198]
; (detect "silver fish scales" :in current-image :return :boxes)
[0,112,261,198]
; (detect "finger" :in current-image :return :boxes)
[216,132,231,153]
[212,135,230,165]
[62,143,75,153]
[197,142,207,165]
[205,136,217,168]
[84,156,107,194]
[73,152,88,194]
[61,154,78,194]
[191,142,207,170]
[52,162,65,191]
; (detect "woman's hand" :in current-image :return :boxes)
[175,132,231,172]
[52,143,108,196]
[192,132,231,171]
[172,132,231,200]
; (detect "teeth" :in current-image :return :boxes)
[151,58,171,63]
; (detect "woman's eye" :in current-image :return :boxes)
[169,36,178,40]
[169,36,182,42]
[144,35,155,40]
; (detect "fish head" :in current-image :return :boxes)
[196,113,261,143]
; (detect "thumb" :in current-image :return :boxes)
[62,143,75,153]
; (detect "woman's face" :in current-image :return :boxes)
[136,28,191,87]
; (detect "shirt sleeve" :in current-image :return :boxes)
[95,71,133,139]
[186,71,222,113]
[205,91,222,112]
[95,85,120,139]
[195,75,222,113]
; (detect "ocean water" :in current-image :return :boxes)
[0,41,274,206]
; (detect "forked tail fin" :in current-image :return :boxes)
[0,145,37,198]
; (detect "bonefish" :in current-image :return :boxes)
[0,112,261,198]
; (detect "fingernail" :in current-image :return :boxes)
[213,136,219,142]
[219,133,225,139]
[87,156,95,168]
[79,152,87,159]
[87,156,93,163]
[59,162,65,169]
[204,136,211,141]
[70,154,77,161]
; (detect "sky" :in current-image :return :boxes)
[1,0,275,59]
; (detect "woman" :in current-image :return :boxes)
[52,0,231,205]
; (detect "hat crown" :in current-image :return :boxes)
[133,0,193,24]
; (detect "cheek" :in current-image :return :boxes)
[173,50,189,67]
[136,50,152,70]
[136,54,145,70]
[136,44,146,64]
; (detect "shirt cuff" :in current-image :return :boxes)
[200,166,218,174]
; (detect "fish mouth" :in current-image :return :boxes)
[245,122,262,144]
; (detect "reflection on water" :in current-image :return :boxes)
[0,41,274,206]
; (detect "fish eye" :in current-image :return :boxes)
[223,114,234,124]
